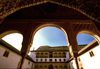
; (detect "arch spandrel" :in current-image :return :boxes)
[0,21,35,56]
[71,21,100,43]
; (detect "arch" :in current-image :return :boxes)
[77,30,100,44]
[32,23,69,46]
[48,64,53,69]
[77,33,95,45]
[0,30,23,40]
[0,30,23,50]
[0,1,99,22]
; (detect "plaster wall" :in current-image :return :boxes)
[23,59,34,69]
[70,44,100,69]
[0,45,21,68]
[79,44,100,69]
[0,45,34,69]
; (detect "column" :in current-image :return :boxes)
[64,23,79,69]
[19,52,26,69]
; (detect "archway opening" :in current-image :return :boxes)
[31,26,67,50]
[1,33,23,51]
[48,64,53,69]
[77,33,95,51]
[29,26,69,65]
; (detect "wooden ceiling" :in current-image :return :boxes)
[6,2,89,19]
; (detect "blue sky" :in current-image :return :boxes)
[2,27,94,51]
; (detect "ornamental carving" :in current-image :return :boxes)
[71,22,100,36]
[0,0,100,22]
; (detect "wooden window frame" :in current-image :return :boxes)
[3,50,9,57]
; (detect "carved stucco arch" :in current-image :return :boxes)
[32,23,70,46]
[0,30,23,39]
[0,0,100,22]
[77,30,100,44]
[72,21,100,44]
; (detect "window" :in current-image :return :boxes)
[64,66,67,68]
[49,54,53,58]
[45,52,48,55]
[55,66,58,68]
[40,66,42,68]
[59,59,61,62]
[36,59,38,62]
[45,59,47,62]
[28,61,30,65]
[36,56,39,58]
[55,59,57,62]
[35,66,38,68]
[41,59,42,62]
[44,66,47,67]
[64,59,66,61]
[55,66,58,69]
[35,66,38,67]
[37,53,39,55]
[89,51,95,57]
[49,59,52,62]
[60,66,62,68]
[3,50,9,57]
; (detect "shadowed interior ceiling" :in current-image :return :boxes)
[0,0,100,22]
[3,2,100,29]
[0,0,100,29]
[6,2,89,19]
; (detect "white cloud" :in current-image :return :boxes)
[30,34,49,50]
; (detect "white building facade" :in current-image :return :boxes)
[0,40,35,69]
[30,46,70,69]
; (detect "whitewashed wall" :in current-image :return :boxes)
[0,45,34,69]
[79,44,100,69]
[23,59,34,69]
[69,44,100,69]
[0,45,21,68]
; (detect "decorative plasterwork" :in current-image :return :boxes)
[72,22,100,36]
[0,0,100,22]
